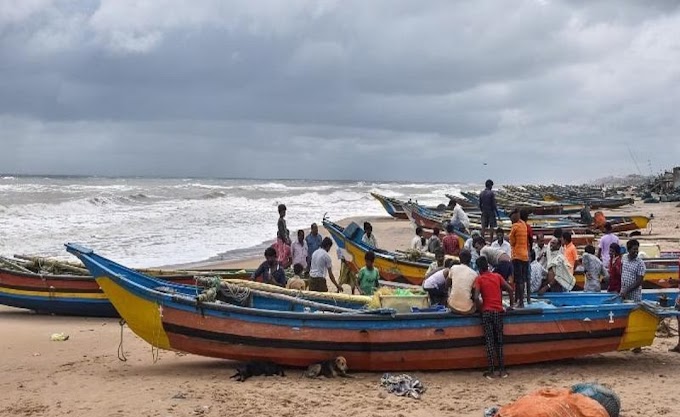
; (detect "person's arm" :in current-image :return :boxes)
[491,193,498,219]
[251,263,265,280]
[538,268,557,295]
[328,267,341,292]
[473,281,482,313]
[596,245,602,260]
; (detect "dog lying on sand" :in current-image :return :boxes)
[230,361,285,382]
[304,356,352,378]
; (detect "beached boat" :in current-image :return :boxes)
[0,263,253,317]
[66,243,679,371]
[324,219,679,290]
[370,193,448,220]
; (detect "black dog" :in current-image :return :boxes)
[230,361,285,382]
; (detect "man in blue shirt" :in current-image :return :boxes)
[305,223,323,275]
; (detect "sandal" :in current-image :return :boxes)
[483,371,496,380]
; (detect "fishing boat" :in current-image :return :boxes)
[324,219,679,290]
[0,257,253,317]
[66,243,679,371]
[370,193,448,220]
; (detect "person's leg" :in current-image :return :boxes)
[494,312,507,377]
[482,312,497,378]
[525,261,532,304]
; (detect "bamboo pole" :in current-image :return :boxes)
[13,255,89,275]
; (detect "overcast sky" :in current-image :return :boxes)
[1,1,679,183]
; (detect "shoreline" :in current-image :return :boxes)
[168,215,397,271]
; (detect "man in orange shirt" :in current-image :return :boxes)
[509,209,529,307]
[562,231,578,275]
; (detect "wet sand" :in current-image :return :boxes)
[1,203,679,417]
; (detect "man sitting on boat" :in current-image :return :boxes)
[537,238,576,294]
[447,250,478,315]
[251,247,287,287]
[411,226,428,253]
[490,228,511,256]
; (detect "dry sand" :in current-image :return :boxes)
[1,203,679,417]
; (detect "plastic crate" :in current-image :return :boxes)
[379,294,430,313]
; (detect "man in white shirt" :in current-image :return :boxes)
[411,227,427,252]
[490,227,511,256]
[449,201,470,232]
[290,229,309,269]
[309,237,342,293]
[447,250,478,314]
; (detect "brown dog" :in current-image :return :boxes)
[304,356,352,378]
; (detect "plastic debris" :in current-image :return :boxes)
[50,333,69,341]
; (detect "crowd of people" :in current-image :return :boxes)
[249,185,679,378]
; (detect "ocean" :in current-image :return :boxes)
[0,176,475,267]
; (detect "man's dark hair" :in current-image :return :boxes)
[415,226,423,235]
[278,204,286,213]
[563,231,572,243]
[485,179,494,189]
[604,222,612,232]
[444,258,455,268]
[473,236,487,247]
[365,250,376,262]
[476,256,489,272]
[520,209,529,222]
[626,239,639,250]
[446,223,454,233]
[265,247,276,258]
[553,227,563,239]
[584,244,595,254]
[496,227,504,234]
[433,227,440,235]
[293,263,304,275]
[321,237,333,249]
[459,249,472,265]
[364,222,372,231]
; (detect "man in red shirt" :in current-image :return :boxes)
[474,256,515,379]
[442,223,461,256]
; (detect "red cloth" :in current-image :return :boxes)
[475,271,504,312]
[442,234,461,256]
[608,255,622,293]
[526,223,534,246]
[272,238,292,269]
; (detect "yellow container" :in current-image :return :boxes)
[379,295,430,313]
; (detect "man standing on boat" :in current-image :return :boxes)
[619,239,646,302]
[509,209,529,307]
[479,179,499,243]
[361,222,377,248]
[309,237,342,293]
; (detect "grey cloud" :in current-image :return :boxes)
[1,0,679,183]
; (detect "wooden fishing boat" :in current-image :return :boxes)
[66,243,679,371]
[370,193,448,220]
[370,192,410,220]
[0,261,253,317]
[325,219,678,290]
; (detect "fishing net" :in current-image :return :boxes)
[380,373,426,399]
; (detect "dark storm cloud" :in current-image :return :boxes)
[1,0,679,183]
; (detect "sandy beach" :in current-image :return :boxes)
[1,203,679,417]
